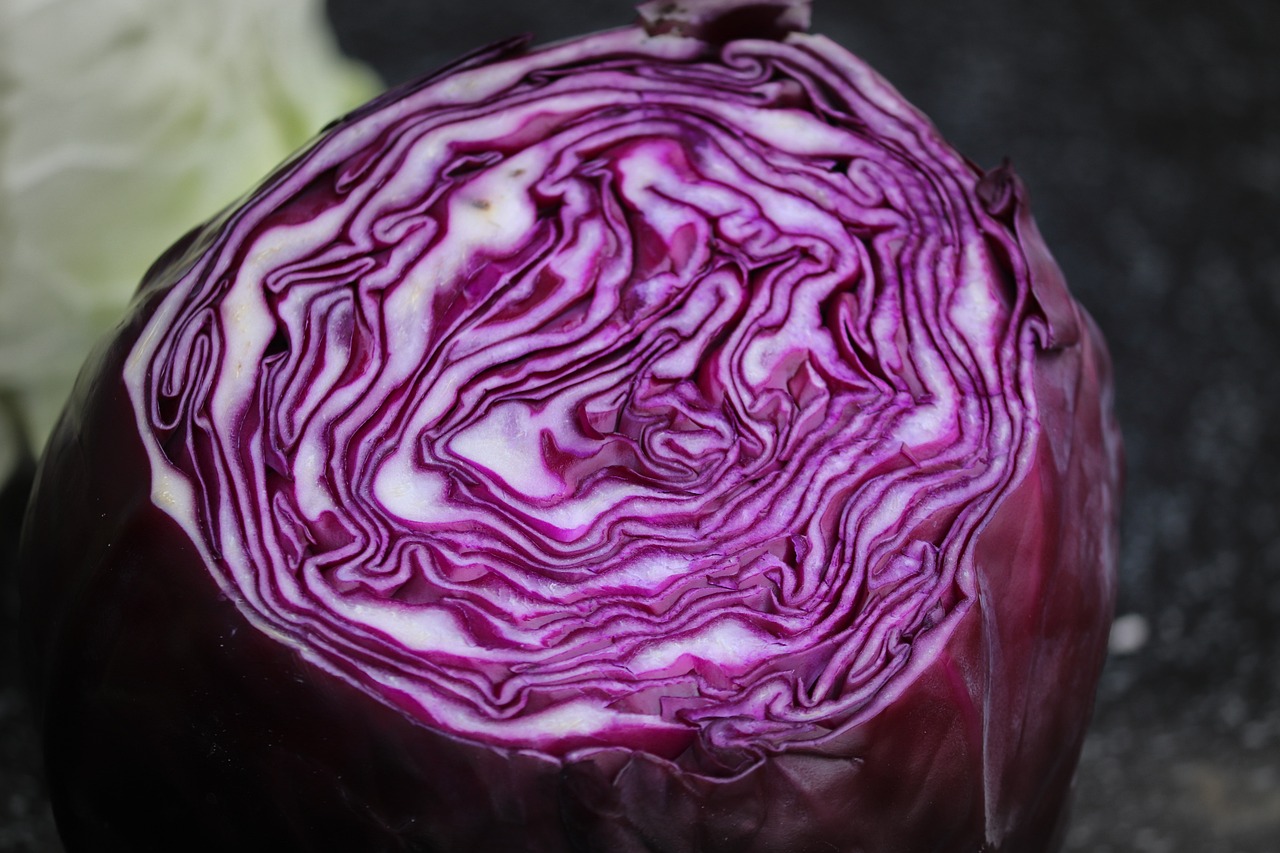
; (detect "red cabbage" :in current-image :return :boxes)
[19,2,1122,851]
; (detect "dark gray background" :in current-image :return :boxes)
[3,1,1277,850]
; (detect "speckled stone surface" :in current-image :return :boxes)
[2,1,1277,850]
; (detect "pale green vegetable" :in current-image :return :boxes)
[0,0,380,481]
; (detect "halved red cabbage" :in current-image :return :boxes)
[20,2,1121,851]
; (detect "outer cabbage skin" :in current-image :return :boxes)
[19,10,1122,853]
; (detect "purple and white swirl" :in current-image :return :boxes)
[126,26,1040,760]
